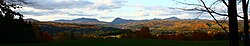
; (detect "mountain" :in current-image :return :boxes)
[185,18,203,20]
[53,18,111,25]
[164,17,180,20]
[71,18,100,22]
[24,18,40,22]
[55,18,100,22]
[111,17,149,24]
[111,17,183,24]
[54,17,195,25]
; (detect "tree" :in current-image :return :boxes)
[172,0,247,46]
[227,0,239,46]
[242,0,250,46]
[0,0,38,43]
[41,31,53,42]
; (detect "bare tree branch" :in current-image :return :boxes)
[172,0,204,7]
[194,11,204,20]
[210,0,220,7]
[220,17,228,23]
[172,0,245,19]
[247,0,250,5]
[171,7,228,16]
[221,0,229,7]
[200,0,229,35]
[238,15,244,18]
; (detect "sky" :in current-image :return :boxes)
[15,0,231,22]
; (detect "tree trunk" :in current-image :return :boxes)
[242,0,250,46]
[228,0,239,46]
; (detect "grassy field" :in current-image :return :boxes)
[0,39,243,46]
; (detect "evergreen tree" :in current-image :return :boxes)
[0,0,38,43]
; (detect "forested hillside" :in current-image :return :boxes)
[119,20,245,34]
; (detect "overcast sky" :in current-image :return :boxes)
[15,0,235,22]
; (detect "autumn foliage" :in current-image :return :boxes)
[40,31,53,42]
[134,27,152,39]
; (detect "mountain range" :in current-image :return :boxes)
[27,17,201,25]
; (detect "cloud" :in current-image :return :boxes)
[23,14,83,21]
[84,0,128,11]
[131,6,218,19]
[22,0,127,11]
[19,0,128,18]
[24,0,93,10]
[68,13,94,16]
[132,6,173,16]
[98,16,114,19]
[20,11,48,16]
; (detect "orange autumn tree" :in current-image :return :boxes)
[134,27,152,39]
[41,31,53,42]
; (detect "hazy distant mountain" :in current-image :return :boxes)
[53,17,200,25]
[54,19,71,22]
[72,18,100,22]
[185,18,202,20]
[111,17,149,24]
[55,18,100,22]
[111,17,184,24]
[54,18,110,25]
[164,17,180,20]
[24,18,40,22]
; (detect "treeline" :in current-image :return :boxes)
[46,27,230,41]
[120,20,234,34]
[46,30,131,41]
[38,22,128,35]
[121,27,230,41]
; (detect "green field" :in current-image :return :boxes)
[0,39,243,46]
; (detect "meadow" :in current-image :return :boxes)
[0,39,243,46]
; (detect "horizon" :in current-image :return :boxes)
[27,16,215,22]
[16,0,232,22]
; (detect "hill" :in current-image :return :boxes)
[118,20,231,34]
[111,17,149,24]
[37,22,129,35]
[54,18,109,25]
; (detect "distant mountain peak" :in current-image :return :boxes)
[169,17,178,18]
[114,17,124,20]
[111,17,149,24]
[74,17,98,20]
[153,18,162,20]
[115,17,122,19]
[54,17,100,23]
[164,17,180,20]
[113,17,124,21]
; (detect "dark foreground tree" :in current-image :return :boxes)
[242,0,250,46]
[228,0,239,46]
[0,0,38,43]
